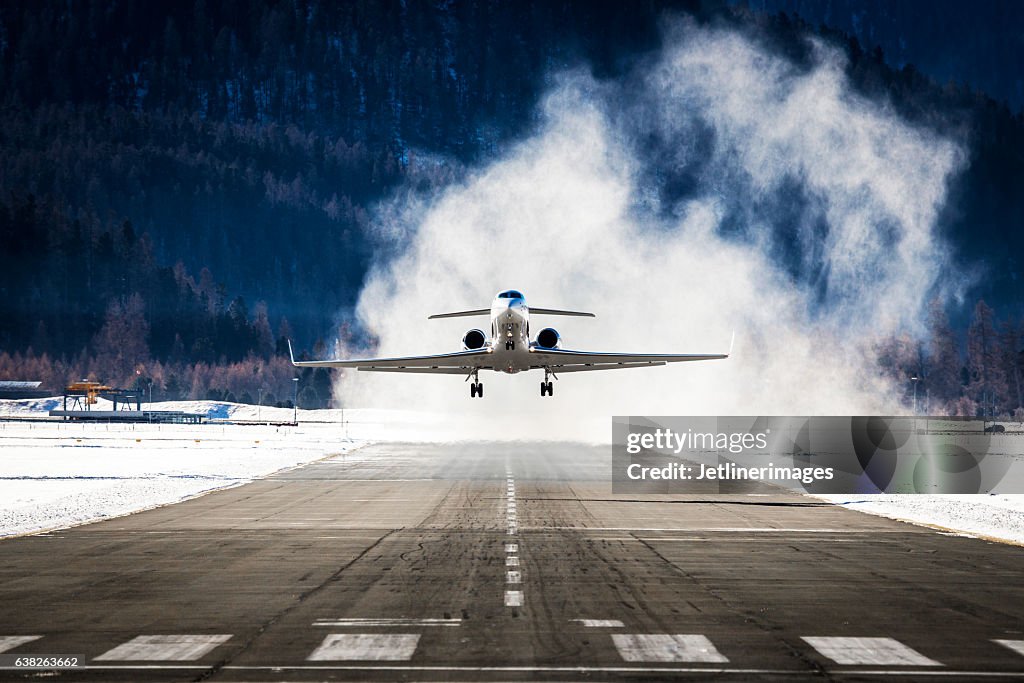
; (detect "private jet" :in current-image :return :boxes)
[288,290,732,397]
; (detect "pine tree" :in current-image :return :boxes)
[1000,319,1024,414]
[966,300,1008,416]
[926,298,962,411]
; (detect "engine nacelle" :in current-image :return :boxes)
[462,329,487,350]
[535,327,561,349]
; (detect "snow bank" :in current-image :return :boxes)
[0,415,360,537]
[816,493,1024,545]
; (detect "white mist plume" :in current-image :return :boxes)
[334,20,963,442]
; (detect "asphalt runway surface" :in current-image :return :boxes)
[1,441,1023,681]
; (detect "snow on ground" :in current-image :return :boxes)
[814,494,1024,545]
[1,397,1024,545]
[0,398,364,537]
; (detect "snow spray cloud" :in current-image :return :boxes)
[334,19,963,442]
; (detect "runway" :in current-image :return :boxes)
[0,441,1023,681]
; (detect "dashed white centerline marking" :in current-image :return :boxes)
[994,640,1024,657]
[504,473,522,610]
[307,634,420,661]
[802,637,941,666]
[612,634,729,663]
[0,636,42,653]
[572,619,625,628]
[94,635,232,661]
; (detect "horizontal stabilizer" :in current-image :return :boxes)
[427,309,490,319]
[530,307,595,317]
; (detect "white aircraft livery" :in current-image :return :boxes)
[289,290,732,397]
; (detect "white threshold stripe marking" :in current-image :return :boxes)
[507,571,521,584]
[505,544,517,553]
[94,634,232,661]
[506,556,519,566]
[0,635,42,653]
[612,634,729,663]
[996,640,1024,657]
[313,618,459,627]
[802,637,941,666]
[572,619,625,628]
[504,590,523,607]
[307,634,420,661]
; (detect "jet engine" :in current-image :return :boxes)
[535,327,561,349]
[462,329,487,350]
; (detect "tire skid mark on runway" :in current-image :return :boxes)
[193,528,398,681]
[630,533,831,675]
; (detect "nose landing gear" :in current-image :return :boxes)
[505,340,515,350]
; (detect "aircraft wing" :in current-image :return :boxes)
[427,309,490,319]
[529,307,595,317]
[288,340,492,373]
[527,344,731,373]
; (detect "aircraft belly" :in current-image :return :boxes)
[489,307,531,374]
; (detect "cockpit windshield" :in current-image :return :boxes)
[497,290,523,299]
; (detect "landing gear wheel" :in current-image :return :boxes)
[505,340,515,350]
[541,381,553,397]
[470,382,484,398]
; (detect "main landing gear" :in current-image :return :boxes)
[468,368,483,398]
[540,367,556,397]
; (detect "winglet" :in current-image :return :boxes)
[287,338,297,365]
